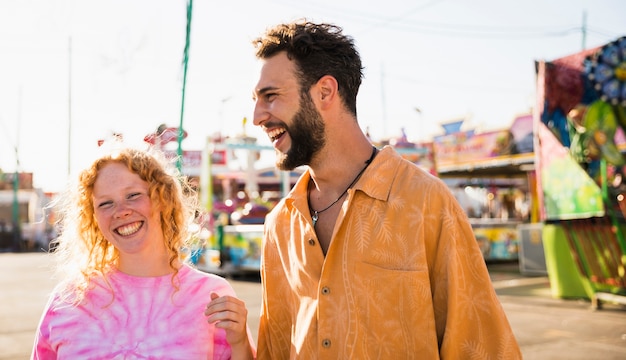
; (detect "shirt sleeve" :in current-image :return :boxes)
[432,193,522,359]
[31,294,57,360]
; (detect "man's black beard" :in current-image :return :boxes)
[276,92,325,170]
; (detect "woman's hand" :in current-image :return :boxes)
[205,292,255,359]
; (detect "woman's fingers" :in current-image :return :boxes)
[204,293,249,345]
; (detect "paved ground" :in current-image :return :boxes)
[1,252,625,359]
[489,262,626,359]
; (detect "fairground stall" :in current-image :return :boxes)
[535,36,626,309]
[146,128,298,275]
[431,115,540,264]
[380,120,541,266]
[192,134,303,275]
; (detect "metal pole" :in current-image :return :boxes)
[380,63,387,139]
[177,0,193,172]
[12,166,19,251]
[12,87,21,251]
[415,107,423,142]
[200,137,213,214]
[581,9,587,50]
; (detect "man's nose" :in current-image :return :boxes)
[252,100,269,126]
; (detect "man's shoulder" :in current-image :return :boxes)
[376,146,441,181]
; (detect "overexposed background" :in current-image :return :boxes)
[0,0,624,192]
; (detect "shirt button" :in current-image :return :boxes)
[322,339,331,348]
[321,286,330,295]
[308,239,315,246]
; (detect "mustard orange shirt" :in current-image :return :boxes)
[257,146,521,359]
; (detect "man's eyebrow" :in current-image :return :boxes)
[253,86,278,99]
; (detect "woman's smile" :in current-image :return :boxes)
[115,221,144,236]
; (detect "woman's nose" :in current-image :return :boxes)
[113,205,132,218]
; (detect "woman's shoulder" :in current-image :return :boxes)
[179,264,235,295]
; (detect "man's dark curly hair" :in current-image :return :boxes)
[253,20,363,116]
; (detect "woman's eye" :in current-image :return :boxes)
[128,192,142,200]
[98,201,113,208]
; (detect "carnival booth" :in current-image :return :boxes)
[535,36,626,308]
[191,135,303,275]
[386,118,540,264]
[432,115,539,263]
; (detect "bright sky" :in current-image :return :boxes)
[0,0,624,192]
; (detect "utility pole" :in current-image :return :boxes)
[12,151,20,251]
[380,63,387,139]
[415,107,423,142]
[12,87,22,251]
[582,9,587,50]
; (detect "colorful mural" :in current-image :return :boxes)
[433,114,534,171]
[536,35,626,220]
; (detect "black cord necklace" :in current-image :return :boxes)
[308,146,378,227]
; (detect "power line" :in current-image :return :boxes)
[267,0,622,41]
[380,22,584,39]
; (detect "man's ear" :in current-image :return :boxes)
[314,75,338,109]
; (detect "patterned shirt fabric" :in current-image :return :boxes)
[257,146,522,359]
[32,264,254,359]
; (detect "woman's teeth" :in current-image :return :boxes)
[116,222,142,236]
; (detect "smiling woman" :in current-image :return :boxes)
[91,161,168,273]
[31,145,256,360]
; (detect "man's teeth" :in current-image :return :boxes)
[267,128,285,141]
[116,222,142,236]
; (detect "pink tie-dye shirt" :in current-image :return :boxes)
[32,264,254,359]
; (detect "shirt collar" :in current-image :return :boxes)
[286,145,402,208]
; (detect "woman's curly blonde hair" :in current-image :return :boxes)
[50,146,199,304]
